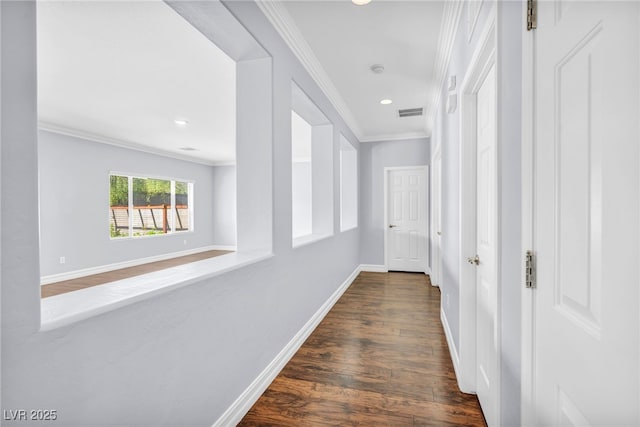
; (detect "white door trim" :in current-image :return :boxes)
[431,145,442,286]
[383,166,429,273]
[458,9,500,415]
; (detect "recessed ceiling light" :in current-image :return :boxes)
[174,119,189,126]
[352,0,372,5]
[380,99,393,105]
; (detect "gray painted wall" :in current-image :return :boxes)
[1,2,360,426]
[211,165,237,247]
[38,130,217,276]
[431,1,522,425]
[359,137,429,266]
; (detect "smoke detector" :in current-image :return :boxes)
[370,64,385,74]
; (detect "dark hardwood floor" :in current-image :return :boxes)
[41,249,232,298]
[239,271,486,426]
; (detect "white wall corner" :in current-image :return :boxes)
[212,265,361,427]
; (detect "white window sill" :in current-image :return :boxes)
[340,225,358,233]
[292,233,333,249]
[40,250,273,331]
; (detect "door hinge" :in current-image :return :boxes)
[527,0,537,31]
[525,250,536,288]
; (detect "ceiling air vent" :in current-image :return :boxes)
[398,107,423,118]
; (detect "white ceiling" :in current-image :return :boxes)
[37,1,236,165]
[274,0,446,142]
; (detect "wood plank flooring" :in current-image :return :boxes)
[239,272,486,427]
[41,249,231,298]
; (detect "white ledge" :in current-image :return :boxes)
[40,250,273,331]
[292,233,333,249]
[340,225,358,233]
[40,245,234,285]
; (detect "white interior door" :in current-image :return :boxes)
[529,1,640,425]
[386,167,427,272]
[431,149,442,286]
[473,64,499,427]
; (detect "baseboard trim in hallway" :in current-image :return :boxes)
[212,266,361,427]
[360,264,388,273]
[441,307,464,393]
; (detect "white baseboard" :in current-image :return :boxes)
[210,245,237,251]
[40,245,229,285]
[440,307,464,390]
[361,265,433,275]
[359,264,388,273]
[212,266,361,427]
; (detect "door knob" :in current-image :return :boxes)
[388,224,397,228]
[467,255,480,265]
[437,231,442,235]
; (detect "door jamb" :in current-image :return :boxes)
[637,6,640,422]
[520,2,535,426]
[458,13,500,421]
[383,166,429,274]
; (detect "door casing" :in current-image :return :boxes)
[431,146,442,286]
[458,11,501,426]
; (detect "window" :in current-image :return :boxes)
[340,135,358,231]
[291,82,334,246]
[109,174,193,238]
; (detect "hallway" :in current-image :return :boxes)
[239,272,486,426]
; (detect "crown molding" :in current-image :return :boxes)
[424,0,464,135]
[38,122,223,167]
[256,1,364,141]
[359,131,429,144]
